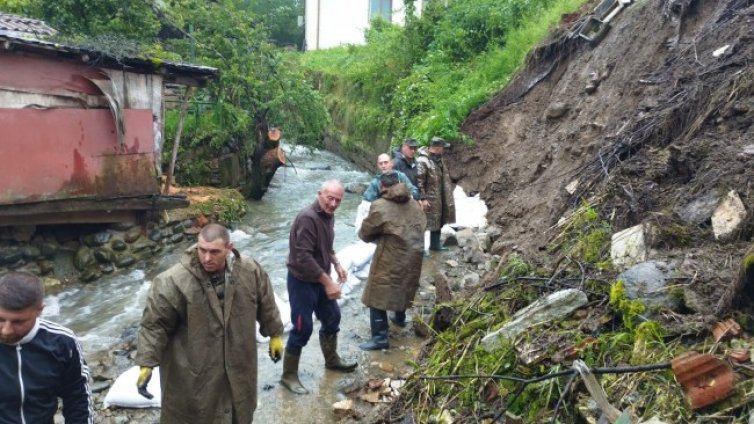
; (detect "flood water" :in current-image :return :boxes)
[42,146,437,423]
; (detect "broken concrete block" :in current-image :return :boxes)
[711,190,747,242]
[481,289,588,351]
[610,224,647,270]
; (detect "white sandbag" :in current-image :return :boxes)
[332,247,355,274]
[257,292,294,343]
[354,200,372,234]
[350,241,376,270]
[329,261,361,287]
[341,281,353,296]
[275,292,292,331]
[103,366,161,409]
[353,262,371,279]
[441,225,456,237]
[453,185,488,228]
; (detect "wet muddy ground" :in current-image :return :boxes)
[96,248,451,423]
[251,251,447,423]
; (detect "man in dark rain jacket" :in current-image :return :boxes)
[392,138,419,186]
[416,136,456,251]
[358,172,426,349]
[136,223,284,423]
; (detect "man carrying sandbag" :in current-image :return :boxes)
[135,223,284,423]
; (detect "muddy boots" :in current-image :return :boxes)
[280,350,309,394]
[389,310,407,327]
[360,308,389,351]
[429,230,448,251]
[320,333,358,372]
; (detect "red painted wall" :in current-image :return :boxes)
[0,53,158,205]
[0,54,103,94]
[0,109,157,204]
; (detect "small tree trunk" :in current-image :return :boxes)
[163,86,194,194]
[245,123,286,200]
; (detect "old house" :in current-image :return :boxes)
[304,0,424,50]
[0,13,217,226]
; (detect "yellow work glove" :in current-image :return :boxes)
[269,336,284,363]
[136,366,154,399]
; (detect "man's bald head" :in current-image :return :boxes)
[376,153,393,173]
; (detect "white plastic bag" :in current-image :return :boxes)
[103,366,161,409]
[354,200,372,234]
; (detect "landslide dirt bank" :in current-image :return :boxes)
[448,0,753,304]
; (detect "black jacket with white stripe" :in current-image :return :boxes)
[0,319,92,424]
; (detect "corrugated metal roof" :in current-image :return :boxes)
[0,13,217,83]
[0,35,217,82]
[0,13,57,39]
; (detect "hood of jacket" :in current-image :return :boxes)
[381,183,411,203]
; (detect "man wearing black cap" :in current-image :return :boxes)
[416,136,456,251]
[392,138,419,186]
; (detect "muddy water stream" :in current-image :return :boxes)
[42,146,439,423]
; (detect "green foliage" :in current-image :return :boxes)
[301,0,589,147]
[246,0,304,49]
[500,254,532,279]
[609,281,646,330]
[158,0,328,148]
[550,202,613,268]
[5,0,329,187]
[5,0,161,41]
[190,189,248,225]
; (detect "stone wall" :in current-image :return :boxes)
[0,219,200,286]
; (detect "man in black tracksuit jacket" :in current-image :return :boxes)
[0,272,92,424]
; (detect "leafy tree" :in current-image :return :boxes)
[246,0,304,49]
[7,0,160,41]
[303,0,588,144]
[162,0,326,145]
[2,0,328,196]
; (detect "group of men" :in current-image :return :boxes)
[357,136,456,350]
[0,136,455,423]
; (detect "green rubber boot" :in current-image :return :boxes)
[280,351,309,394]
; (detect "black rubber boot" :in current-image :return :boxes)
[359,308,389,351]
[320,333,357,372]
[280,350,309,394]
[390,310,407,327]
[429,230,448,251]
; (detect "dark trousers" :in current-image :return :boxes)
[285,272,341,355]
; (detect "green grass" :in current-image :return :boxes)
[300,0,590,149]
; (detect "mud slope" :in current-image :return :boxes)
[449,0,754,259]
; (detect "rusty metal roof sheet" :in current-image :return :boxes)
[0,13,57,39]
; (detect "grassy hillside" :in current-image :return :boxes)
[301,0,590,149]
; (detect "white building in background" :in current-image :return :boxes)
[304,0,423,50]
